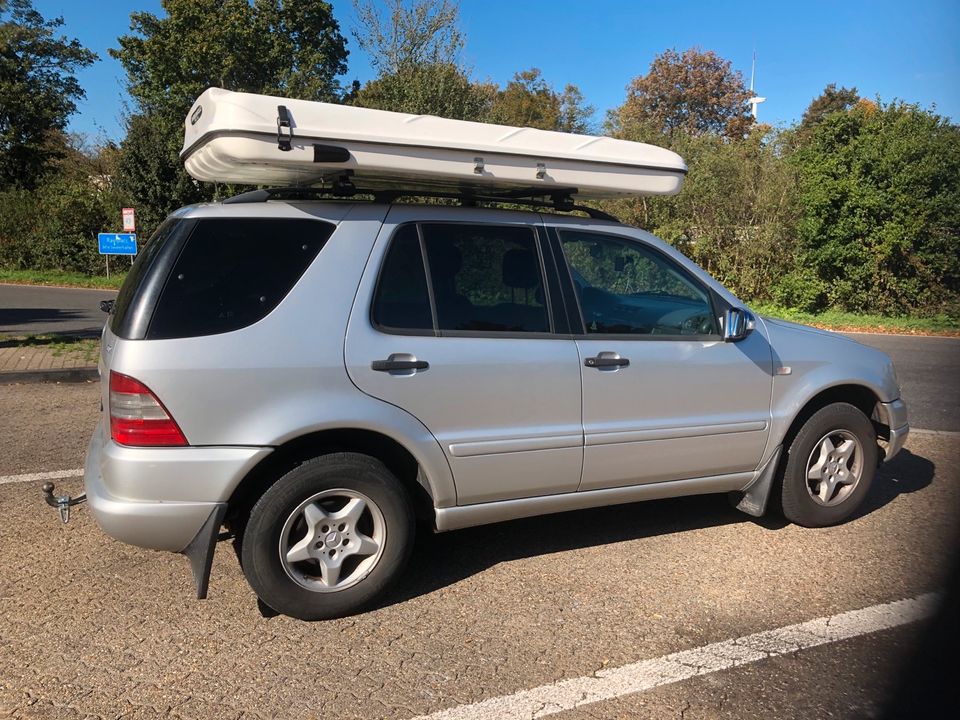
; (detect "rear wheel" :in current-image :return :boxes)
[780,402,878,527]
[241,453,413,620]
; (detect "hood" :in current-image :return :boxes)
[761,316,861,345]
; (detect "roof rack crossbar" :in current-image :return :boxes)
[222,185,620,222]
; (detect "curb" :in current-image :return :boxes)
[0,367,98,385]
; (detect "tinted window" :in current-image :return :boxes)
[147,218,333,339]
[111,218,188,338]
[560,231,717,336]
[423,224,549,333]
[372,225,433,331]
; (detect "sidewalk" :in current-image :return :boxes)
[0,343,98,384]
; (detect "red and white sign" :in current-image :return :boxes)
[122,207,136,232]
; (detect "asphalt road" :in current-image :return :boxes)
[0,283,117,338]
[844,332,960,432]
[1,344,958,718]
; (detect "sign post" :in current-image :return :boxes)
[98,232,137,278]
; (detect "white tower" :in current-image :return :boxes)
[748,51,767,120]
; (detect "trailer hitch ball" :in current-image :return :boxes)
[42,482,86,524]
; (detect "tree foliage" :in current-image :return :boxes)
[110,0,349,238]
[616,47,752,140]
[489,68,593,132]
[112,0,347,116]
[352,0,462,75]
[799,83,860,135]
[791,101,960,315]
[0,0,96,189]
[352,62,494,120]
[603,127,801,303]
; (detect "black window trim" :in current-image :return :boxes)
[550,226,724,342]
[369,220,564,339]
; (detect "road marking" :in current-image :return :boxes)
[0,468,83,485]
[413,593,940,720]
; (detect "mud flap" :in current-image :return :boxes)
[730,446,782,518]
[181,503,228,599]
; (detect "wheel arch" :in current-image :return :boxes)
[777,383,887,468]
[226,428,439,534]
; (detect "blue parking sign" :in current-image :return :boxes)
[98,233,137,255]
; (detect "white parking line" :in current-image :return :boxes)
[0,468,83,485]
[413,593,940,720]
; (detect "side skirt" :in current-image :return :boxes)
[434,472,754,532]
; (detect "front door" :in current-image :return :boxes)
[550,224,773,491]
[345,207,583,505]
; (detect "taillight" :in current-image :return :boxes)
[109,371,188,447]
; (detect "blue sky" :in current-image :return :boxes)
[33,0,960,143]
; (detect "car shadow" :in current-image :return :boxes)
[381,448,936,610]
[0,308,103,338]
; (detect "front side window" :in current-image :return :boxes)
[559,230,717,336]
[372,223,551,334]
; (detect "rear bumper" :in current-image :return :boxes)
[878,399,909,461]
[83,422,270,552]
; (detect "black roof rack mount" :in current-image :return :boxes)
[222,183,620,223]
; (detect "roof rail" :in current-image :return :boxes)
[221,183,620,223]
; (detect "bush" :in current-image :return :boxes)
[0,178,128,275]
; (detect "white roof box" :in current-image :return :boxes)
[181,87,687,199]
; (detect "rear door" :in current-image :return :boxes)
[549,222,773,491]
[345,206,582,505]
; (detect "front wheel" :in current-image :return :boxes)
[241,453,414,620]
[780,402,878,527]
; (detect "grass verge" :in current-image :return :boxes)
[752,303,960,336]
[0,334,100,363]
[0,268,125,289]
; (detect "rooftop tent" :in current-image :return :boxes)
[181,87,687,199]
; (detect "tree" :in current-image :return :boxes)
[110,0,349,237]
[490,69,559,129]
[352,62,494,120]
[791,101,960,315]
[616,48,752,140]
[350,0,494,120]
[602,126,801,304]
[557,84,594,134]
[0,0,96,189]
[490,69,593,132]
[799,83,860,135]
[352,0,462,75]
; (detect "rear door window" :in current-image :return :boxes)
[422,224,550,333]
[146,218,333,339]
[372,223,552,335]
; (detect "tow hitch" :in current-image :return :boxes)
[42,482,87,523]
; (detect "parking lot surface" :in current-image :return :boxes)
[1,375,957,719]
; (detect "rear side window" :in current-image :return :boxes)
[146,218,333,339]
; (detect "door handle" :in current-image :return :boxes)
[371,354,429,372]
[584,354,629,369]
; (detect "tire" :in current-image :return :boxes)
[780,402,878,527]
[241,452,414,620]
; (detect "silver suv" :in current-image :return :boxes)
[78,194,907,620]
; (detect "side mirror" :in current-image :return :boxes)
[723,307,755,342]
